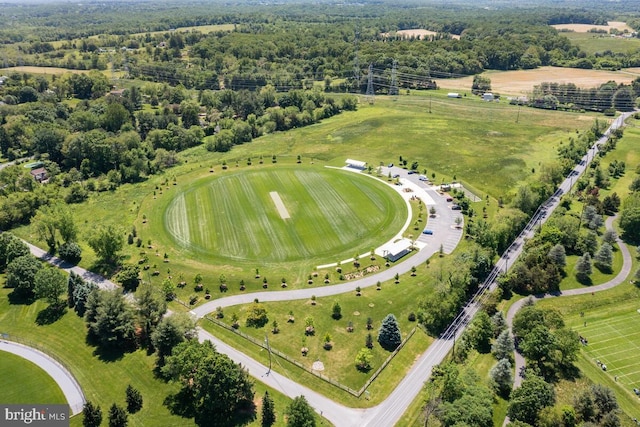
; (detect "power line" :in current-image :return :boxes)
[365,63,374,104]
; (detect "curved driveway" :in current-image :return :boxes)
[0,340,85,415]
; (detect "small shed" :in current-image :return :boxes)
[447,93,461,98]
[482,92,494,102]
[30,167,48,183]
[345,159,367,170]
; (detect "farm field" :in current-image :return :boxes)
[551,21,635,33]
[159,166,406,264]
[559,31,640,55]
[437,66,640,95]
[0,351,66,405]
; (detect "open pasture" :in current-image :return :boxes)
[559,31,640,55]
[157,165,406,265]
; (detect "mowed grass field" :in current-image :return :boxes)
[0,351,66,405]
[579,307,640,391]
[160,166,405,264]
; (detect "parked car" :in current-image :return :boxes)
[392,174,400,178]
[451,204,462,210]
[388,163,394,168]
[407,170,415,175]
[422,229,434,235]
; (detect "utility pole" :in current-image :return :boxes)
[389,59,399,97]
[353,29,360,93]
[265,333,272,375]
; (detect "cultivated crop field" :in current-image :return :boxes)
[152,165,406,265]
[437,66,640,95]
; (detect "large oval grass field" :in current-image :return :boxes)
[154,165,407,266]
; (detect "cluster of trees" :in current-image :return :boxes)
[82,385,142,427]
[4,0,640,95]
[202,88,357,152]
[506,300,623,427]
[0,68,355,233]
[528,80,640,112]
[619,158,640,243]
[417,244,494,334]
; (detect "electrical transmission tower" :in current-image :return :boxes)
[365,63,375,104]
[353,29,360,93]
[389,59,399,96]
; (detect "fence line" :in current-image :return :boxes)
[202,315,417,397]
[0,333,86,414]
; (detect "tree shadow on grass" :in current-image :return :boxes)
[7,289,35,306]
[35,304,67,325]
[85,332,133,363]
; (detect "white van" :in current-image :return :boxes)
[419,175,427,181]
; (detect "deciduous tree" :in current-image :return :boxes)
[507,376,555,425]
[285,395,315,427]
[88,225,124,265]
[34,266,67,306]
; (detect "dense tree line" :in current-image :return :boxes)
[3,1,640,94]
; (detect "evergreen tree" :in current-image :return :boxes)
[285,395,316,427]
[490,358,514,397]
[377,314,402,351]
[71,275,98,316]
[82,401,102,427]
[491,311,507,337]
[365,333,373,349]
[575,253,593,283]
[492,329,515,361]
[151,313,197,368]
[331,302,342,320]
[125,384,143,413]
[594,243,613,272]
[108,403,128,427]
[547,244,566,267]
[261,391,276,427]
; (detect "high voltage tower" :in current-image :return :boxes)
[389,60,399,96]
[365,63,375,104]
[353,29,360,93]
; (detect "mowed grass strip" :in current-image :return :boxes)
[0,351,66,405]
[162,166,405,264]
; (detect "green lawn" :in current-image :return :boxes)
[156,166,405,264]
[0,350,66,405]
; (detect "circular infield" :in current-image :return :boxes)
[162,166,406,264]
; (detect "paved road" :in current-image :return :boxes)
[19,111,632,426]
[0,340,85,415]
[5,241,120,415]
[193,171,463,318]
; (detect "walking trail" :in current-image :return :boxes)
[503,214,632,425]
